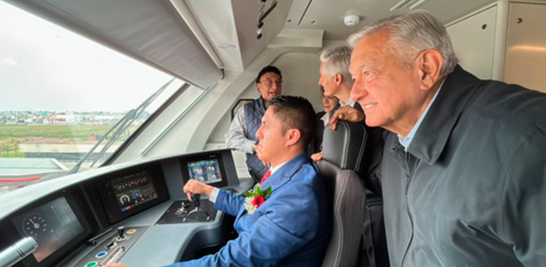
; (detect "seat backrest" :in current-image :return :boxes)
[322,120,367,172]
[320,121,367,267]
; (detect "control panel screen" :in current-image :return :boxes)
[181,153,228,188]
[111,171,158,213]
[97,165,169,224]
[187,159,224,185]
[13,197,84,263]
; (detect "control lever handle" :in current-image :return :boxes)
[187,193,210,219]
[115,226,127,241]
[191,193,201,205]
[189,193,201,212]
[117,226,126,238]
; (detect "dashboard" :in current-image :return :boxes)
[13,197,87,263]
[94,165,170,225]
[0,149,249,267]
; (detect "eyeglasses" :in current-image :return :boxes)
[259,79,283,87]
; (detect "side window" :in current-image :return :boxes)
[0,2,188,195]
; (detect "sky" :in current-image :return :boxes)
[0,1,181,112]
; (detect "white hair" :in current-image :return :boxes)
[319,46,354,87]
[347,10,458,77]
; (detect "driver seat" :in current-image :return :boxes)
[320,121,367,267]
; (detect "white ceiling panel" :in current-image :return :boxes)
[284,0,501,40]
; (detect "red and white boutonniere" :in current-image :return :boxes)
[243,184,272,214]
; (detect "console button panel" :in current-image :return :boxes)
[75,226,147,267]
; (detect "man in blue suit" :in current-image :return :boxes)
[106,96,331,267]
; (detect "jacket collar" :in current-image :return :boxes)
[259,97,267,110]
[406,65,483,165]
[261,153,309,192]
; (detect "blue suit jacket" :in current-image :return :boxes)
[165,153,331,267]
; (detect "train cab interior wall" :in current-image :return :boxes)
[1,0,545,266]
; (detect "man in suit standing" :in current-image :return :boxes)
[106,96,331,267]
[313,46,364,162]
[347,10,546,266]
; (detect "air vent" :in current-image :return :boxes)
[390,0,428,11]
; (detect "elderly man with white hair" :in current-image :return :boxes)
[347,10,546,267]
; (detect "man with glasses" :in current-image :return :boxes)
[225,66,283,181]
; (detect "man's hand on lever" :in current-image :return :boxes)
[184,180,213,201]
[328,105,365,131]
[103,183,213,267]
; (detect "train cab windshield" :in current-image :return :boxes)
[0,1,194,195]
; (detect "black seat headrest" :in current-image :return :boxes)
[321,121,367,172]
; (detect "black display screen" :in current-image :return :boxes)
[13,197,84,263]
[181,153,228,188]
[97,165,169,224]
[187,159,224,185]
[111,171,158,213]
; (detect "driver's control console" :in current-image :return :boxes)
[75,226,147,267]
[157,197,217,225]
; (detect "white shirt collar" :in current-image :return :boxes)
[320,112,330,126]
[270,161,288,175]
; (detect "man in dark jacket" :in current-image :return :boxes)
[225,66,283,180]
[347,10,546,266]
